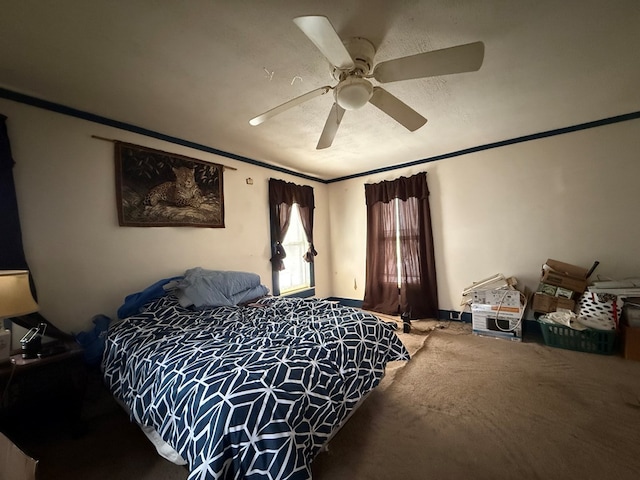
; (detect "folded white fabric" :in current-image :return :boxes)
[540,308,616,331]
[540,310,587,331]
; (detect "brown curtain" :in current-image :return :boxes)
[268,178,316,271]
[362,172,438,318]
[361,200,400,314]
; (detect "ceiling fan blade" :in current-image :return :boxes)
[293,16,355,70]
[371,41,485,83]
[316,103,346,149]
[249,86,331,126]
[369,87,427,132]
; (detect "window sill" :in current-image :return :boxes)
[280,287,315,299]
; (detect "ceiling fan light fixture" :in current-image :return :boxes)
[335,77,373,110]
[249,15,484,149]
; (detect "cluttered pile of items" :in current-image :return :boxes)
[534,259,640,359]
[531,259,597,315]
[533,259,618,355]
[462,259,640,360]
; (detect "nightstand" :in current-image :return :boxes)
[0,341,87,440]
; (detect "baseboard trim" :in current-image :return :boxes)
[438,309,472,323]
[325,297,363,308]
[438,309,543,335]
[283,288,315,299]
[327,302,542,334]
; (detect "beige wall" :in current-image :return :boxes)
[4,96,640,335]
[328,119,640,316]
[1,98,331,334]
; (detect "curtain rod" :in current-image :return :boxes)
[91,135,238,171]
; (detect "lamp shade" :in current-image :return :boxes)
[0,270,39,318]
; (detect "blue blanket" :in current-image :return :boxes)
[117,276,183,319]
[103,296,408,480]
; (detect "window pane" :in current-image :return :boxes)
[380,199,399,286]
[398,197,421,284]
[280,204,310,293]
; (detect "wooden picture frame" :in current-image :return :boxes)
[115,142,224,227]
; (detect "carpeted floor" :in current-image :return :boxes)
[313,324,640,479]
[11,321,640,479]
[370,315,437,390]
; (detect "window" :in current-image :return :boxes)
[381,198,420,288]
[268,178,316,297]
[382,198,401,288]
[362,172,438,318]
[279,204,311,293]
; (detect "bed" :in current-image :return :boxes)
[102,272,409,480]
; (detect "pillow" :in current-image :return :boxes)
[176,268,268,308]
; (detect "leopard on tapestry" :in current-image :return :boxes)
[114,141,224,228]
[144,166,204,208]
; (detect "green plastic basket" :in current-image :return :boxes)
[538,320,616,355]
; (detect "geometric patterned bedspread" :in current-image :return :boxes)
[103,295,409,480]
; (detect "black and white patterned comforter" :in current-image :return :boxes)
[103,295,409,480]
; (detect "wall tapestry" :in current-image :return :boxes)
[115,142,224,227]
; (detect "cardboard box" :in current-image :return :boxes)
[622,320,640,361]
[543,259,589,278]
[541,271,588,294]
[622,299,640,328]
[555,287,574,299]
[472,309,522,341]
[471,290,523,341]
[531,293,575,313]
[472,289,522,311]
[540,259,589,294]
[537,283,557,296]
[0,432,38,480]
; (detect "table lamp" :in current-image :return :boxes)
[0,270,39,362]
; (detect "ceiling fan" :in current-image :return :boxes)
[249,15,485,149]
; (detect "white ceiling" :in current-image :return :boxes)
[1,0,639,181]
